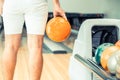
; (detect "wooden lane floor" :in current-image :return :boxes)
[41,54,71,80]
[0,37,72,80]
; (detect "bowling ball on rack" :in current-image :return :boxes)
[95,43,114,65]
[101,46,120,71]
[116,61,120,79]
[46,17,71,42]
[115,51,120,79]
[107,50,120,74]
[115,40,120,47]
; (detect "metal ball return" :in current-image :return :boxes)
[69,19,120,80]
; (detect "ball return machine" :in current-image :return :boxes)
[69,19,120,80]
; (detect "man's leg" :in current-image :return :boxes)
[2,34,21,80]
[27,34,44,80]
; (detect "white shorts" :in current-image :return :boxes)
[2,0,48,35]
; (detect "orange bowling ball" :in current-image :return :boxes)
[46,17,71,42]
[100,46,120,71]
[115,40,120,47]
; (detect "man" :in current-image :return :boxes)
[0,0,66,80]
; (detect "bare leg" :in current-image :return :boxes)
[2,34,21,80]
[27,34,44,80]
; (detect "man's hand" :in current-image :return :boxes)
[52,0,67,20]
[53,7,67,20]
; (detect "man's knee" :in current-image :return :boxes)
[5,43,19,51]
[4,34,21,52]
[27,35,44,52]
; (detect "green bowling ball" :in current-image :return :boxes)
[95,43,114,65]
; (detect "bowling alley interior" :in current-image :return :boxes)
[0,0,120,80]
